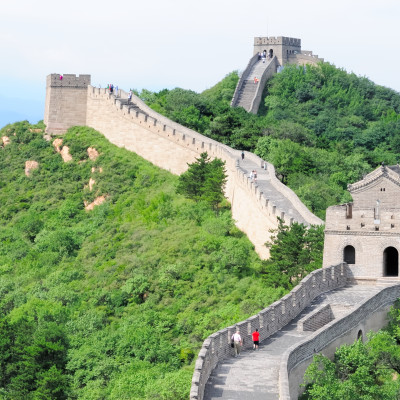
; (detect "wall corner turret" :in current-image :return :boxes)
[44,73,91,134]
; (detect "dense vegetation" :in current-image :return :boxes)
[0,122,321,399]
[137,63,400,219]
[301,304,400,399]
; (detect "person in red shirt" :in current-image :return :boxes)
[252,328,260,350]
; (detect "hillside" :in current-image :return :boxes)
[137,63,400,219]
[0,122,295,399]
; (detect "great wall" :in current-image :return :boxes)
[43,36,400,399]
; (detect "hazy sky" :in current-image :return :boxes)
[1,0,399,127]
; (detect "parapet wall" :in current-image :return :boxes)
[190,263,348,400]
[85,87,322,258]
[288,51,324,66]
[280,282,400,399]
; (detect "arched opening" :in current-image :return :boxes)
[269,49,273,58]
[357,329,363,341]
[343,245,355,265]
[383,247,398,276]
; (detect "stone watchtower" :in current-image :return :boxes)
[323,165,400,282]
[44,74,91,134]
[253,36,301,66]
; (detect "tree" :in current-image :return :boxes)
[176,152,227,209]
[262,218,324,289]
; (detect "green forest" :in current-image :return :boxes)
[0,122,322,399]
[137,62,400,219]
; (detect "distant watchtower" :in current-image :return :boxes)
[44,74,91,134]
[253,36,301,66]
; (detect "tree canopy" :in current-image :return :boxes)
[177,152,227,210]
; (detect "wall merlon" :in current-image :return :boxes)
[47,73,91,88]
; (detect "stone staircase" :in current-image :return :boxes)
[118,99,148,116]
[234,59,272,111]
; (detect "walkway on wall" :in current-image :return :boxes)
[237,154,307,225]
[232,59,273,112]
[203,284,383,400]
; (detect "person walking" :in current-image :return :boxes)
[231,330,242,357]
[252,328,260,350]
[241,151,245,160]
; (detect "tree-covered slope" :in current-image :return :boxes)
[0,121,290,399]
[137,63,400,219]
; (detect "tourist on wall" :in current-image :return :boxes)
[252,328,260,350]
[231,330,242,357]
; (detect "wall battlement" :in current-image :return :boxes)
[254,36,301,47]
[46,74,91,88]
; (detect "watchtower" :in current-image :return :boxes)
[44,74,91,134]
[323,164,400,282]
[253,36,301,66]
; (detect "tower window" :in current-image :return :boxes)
[344,245,355,264]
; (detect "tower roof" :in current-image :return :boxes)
[348,164,400,193]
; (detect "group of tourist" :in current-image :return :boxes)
[106,84,118,96]
[257,50,272,62]
[249,169,257,183]
[231,329,260,357]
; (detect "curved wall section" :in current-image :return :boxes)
[85,87,322,258]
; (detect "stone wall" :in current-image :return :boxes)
[279,282,400,399]
[85,87,322,258]
[288,51,324,66]
[190,263,348,400]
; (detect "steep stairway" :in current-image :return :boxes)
[234,59,272,111]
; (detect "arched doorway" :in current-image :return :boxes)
[343,245,355,264]
[269,49,273,58]
[383,247,398,276]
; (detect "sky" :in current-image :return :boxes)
[1,0,399,128]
